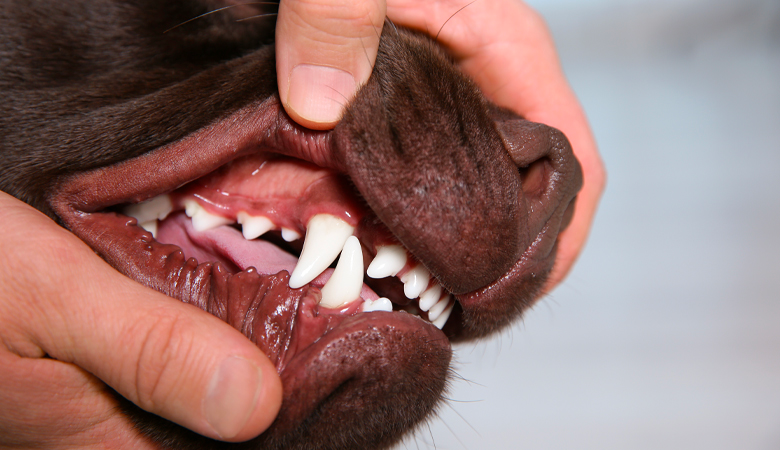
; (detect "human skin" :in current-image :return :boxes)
[0,0,604,447]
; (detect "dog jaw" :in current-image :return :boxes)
[1,1,582,447]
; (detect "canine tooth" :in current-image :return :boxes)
[139,220,158,238]
[237,212,274,240]
[123,194,173,224]
[281,228,302,242]
[289,214,355,289]
[185,199,233,232]
[431,301,454,329]
[427,295,451,322]
[400,265,430,299]
[362,297,393,313]
[319,236,364,308]
[366,245,407,279]
[418,283,443,312]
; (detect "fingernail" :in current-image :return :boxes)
[286,64,357,125]
[204,355,262,439]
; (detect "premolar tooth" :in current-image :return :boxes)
[139,220,158,238]
[366,245,407,279]
[418,283,443,312]
[362,297,393,313]
[289,214,355,289]
[427,294,451,322]
[400,265,430,299]
[185,199,233,232]
[319,236,364,308]
[237,212,274,240]
[281,228,302,242]
[431,301,454,329]
[123,194,173,224]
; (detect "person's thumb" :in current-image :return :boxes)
[0,192,282,442]
[276,0,386,129]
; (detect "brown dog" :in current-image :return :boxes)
[0,1,582,448]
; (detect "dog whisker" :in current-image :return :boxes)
[435,0,478,42]
[165,2,279,33]
[235,12,278,22]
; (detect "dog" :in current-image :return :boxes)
[0,1,582,449]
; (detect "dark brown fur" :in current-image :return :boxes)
[0,1,582,449]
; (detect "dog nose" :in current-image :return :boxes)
[490,106,584,243]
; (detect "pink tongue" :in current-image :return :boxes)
[156,213,380,301]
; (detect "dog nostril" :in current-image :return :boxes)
[518,157,552,200]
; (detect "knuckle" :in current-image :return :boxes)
[129,312,197,411]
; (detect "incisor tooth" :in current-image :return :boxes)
[237,212,274,240]
[184,199,200,217]
[123,194,173,224]
[139,220,158,238]
[362,297,393,313]
[366,245,407,279]
[401,265,430,299]
[281,228,302,242]
[319,236,364,308]
[185,199,233,232]
[431,301,454,329]
[427,295,451,322]
[289,214,355,289]
[418,283,443,312]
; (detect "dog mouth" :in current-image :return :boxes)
[44,28,582,449]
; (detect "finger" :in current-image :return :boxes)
[276,0,386,129]
[386,0,606,289]
[0,192,282,443]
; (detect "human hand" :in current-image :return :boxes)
[0,192,282,448]
[276,0,605,289]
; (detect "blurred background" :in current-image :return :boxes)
[401,0,780,448]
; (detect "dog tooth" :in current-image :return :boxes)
[319,236,364,308]
[123,194,173,224]
[400,265,430,299]
[431,301,454,330]
[281,228,302,242]
[418,283,443,312]
[366,245,407,279]
[427,294,451,322]
[184,200,233,232]
[139,220,158,238]
[362,297,393,313]
[184,199,201,217]
[289,214,355,289]
[237,212,274,240]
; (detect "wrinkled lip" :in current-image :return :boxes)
[49,94,453,350]
[48,97,456,438]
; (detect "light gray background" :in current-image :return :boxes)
[398,0,780,448]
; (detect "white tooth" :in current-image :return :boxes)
[431,301,454,329]
[427,295,451,322]
[366,245,407,279]
[281,227,302,242]
[139,220,158,238]
[184,199,201,217]
[186,200,232,232]
[319,236,364,308]
[362,297,393,313]
[237,212,274,240]
[289,214,355,289]
[418,283,443,312]
[400,265,430,299]
[123,194,173,223]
